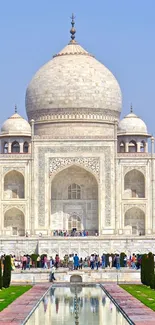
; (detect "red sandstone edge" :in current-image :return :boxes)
[103,284,155,325]
[0,283,51,325]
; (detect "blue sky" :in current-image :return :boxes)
[0,0,155,134]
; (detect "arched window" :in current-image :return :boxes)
[128,140,137,153]
[11,141,20,153]
[68,215,81,231]
[68,183,81,199]
[3,142,8,154]
[23,142,29,153]
[120,141,125,153]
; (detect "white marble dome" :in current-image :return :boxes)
[119,112,148,135]
[1,113,31,136]
[25,41,122,123]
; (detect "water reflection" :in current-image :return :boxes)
[26,286,129,325]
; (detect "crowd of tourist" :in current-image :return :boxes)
[0,252,142,271]
[52,229,97,237]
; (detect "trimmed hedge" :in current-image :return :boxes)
[31,254,39,268]
[0,260,3,289]
[141,252,154,287]
[3,256,11,288]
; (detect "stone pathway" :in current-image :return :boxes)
[0,283,51,325]
[103,284,155,325]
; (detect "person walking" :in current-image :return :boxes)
[79,258,83,270]
[26,255,31,270]
[49,265,56,282]
[116,254,120,270]
[73,254,79,270]
[96,255,100,270]
[101,254,105,269]
[109,255,112,269]
[55,254,60,269]
[22,255,27,270]
[90,254,95,270]
[43,255,48,269]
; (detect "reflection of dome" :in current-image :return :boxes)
[25,18,122,125]
[118,112,148,135]
[1,112,31,136]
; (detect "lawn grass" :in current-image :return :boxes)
[120,284,155,311]
[0,285,32,312]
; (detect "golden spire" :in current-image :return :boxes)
[70,13,76,43]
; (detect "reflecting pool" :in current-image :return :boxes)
[25,286,129,325]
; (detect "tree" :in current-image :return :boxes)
[0,260,3,289]
[141,254,147,285]
[31,254,39,268]
[3,255,11,288]
[147,252,154,286]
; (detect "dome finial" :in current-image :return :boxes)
[130,103,133,113]
[70,13,76,43]
[15,104,17,113]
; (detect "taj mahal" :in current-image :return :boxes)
[0,16,155,257]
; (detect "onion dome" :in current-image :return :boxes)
[118,104,148,135]
[25,15,122,126]
[1,106,31,136]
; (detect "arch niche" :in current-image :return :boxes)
[51,165,98,235]
[4,170,25,199]
[124,207,145,235]
[4,207,25,236]
[124,169,145,198]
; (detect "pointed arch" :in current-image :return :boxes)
[124,169,145,198]
[11,141,20,153]
[119,141,125,153]
[4,170,25,199]
[3,142,8,154]
[4,207,25,236]
[51,165,98,235]
[124,207,145,235]
[128,140,137,153]
[23,141,29,153]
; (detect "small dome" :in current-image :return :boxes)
[1,113,31,136]
[118,112,148,135]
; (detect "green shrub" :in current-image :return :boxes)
[147,252,154,287]
[141,254,147,285]
[150,274,155,289]
[3,256,11,288]
[30,254,39,268]
[0,260,3,289]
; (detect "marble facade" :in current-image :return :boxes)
[0,19,154,257]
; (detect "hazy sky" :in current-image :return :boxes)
[0,1,155,134]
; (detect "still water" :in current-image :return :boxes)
[25,286,129,325]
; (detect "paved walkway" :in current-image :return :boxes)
[0,283,51,325]
[103,284,155,325]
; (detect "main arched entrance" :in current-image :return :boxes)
[51,165,98,235]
